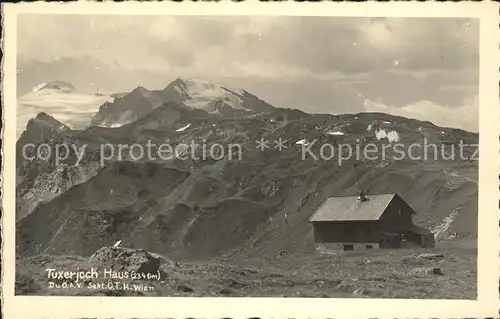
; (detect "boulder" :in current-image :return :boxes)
[89,246,161,275]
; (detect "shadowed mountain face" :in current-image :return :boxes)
[16,113,71,167]
[16,88,479,261]
[90,77,276,127]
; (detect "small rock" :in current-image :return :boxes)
[218,288,232,296]
[332,278,342,286]
[243,267,258,274]
[177,284,194,293]
[227,279,246,289]
[417,253,444,261]
[278,250,288,256]
[429,267,444,275]
[367,276,386,282]
[411,267,444,276]
[353,288,370,295]
[337,283,351,292]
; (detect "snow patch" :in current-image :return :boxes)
[176,123,191,132]
[174,85,183,96]
[109,123,125,128]
[100,110,133,128]
[326,131,344,136]
[32,82,47,92]
[296,139,310,146]
[375,129,400,143]
[367,124,373,132]
[382,121,391,124]
[387,131,400,142]
[227,86,246,96]
[113,240,123,247]
[175,78,245,110]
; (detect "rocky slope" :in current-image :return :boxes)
[90,77,275,127]
[16,100,479,261]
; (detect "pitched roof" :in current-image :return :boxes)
[309,193,396,222]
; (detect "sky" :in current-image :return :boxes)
[17,15,479,132]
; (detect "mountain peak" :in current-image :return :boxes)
[35,80,75,92]
[34,111,55,121]
[169,77,217,93]
[175,77,209,85]
[172,76,200,84]
[91,77,276,127]
[30,112,67,129]
[164,77,248,110]
[130,86,150,96]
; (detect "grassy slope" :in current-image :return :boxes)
[17,247,476,299]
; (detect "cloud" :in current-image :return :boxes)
[16,15,479,131]
[363,95,479,133]
[17,15,478,77]
[355,18,478,71]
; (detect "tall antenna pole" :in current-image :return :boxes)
[353,163,361,192]
[353,162,368,201]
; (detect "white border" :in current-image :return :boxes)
[2,2,499,318]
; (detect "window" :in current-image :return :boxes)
[366,244,373,249]
[343,245,354,251]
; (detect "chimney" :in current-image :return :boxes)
[357,190,367,202]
